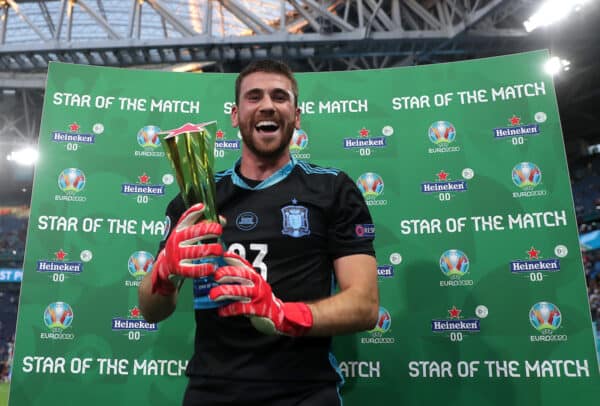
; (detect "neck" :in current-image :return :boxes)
[239,148,291,181]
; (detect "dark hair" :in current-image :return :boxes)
[235,60,298,106]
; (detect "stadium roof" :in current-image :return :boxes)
[0,0,598,203]
[0,0,590,73]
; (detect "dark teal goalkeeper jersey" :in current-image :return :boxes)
[160,157,375,382]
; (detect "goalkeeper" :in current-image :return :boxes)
[139,59,379,406]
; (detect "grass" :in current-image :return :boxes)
[0,382,9,406]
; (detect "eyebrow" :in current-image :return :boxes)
[243,87,295,103]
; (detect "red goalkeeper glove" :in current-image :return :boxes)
[209,252,313,336]
[151,203,224,295]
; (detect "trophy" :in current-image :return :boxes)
[159,121,225,309]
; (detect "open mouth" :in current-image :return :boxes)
[255,121,279,133]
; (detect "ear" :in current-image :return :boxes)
[294,107,301,130]
[231,105,239,128]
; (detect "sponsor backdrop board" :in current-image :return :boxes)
[9,51,599,405]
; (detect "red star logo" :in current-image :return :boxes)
[69,123,80,132]
[359,128,369,137]
[527,247,540,259]
[129,307,141,318]
[437,171,449,181]
[509,115,521,126]
[138,173,150,184]
[216,129,224,139]
[448,306,461,319]
[55,249,67,261]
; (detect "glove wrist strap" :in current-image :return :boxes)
[281,302,313,336]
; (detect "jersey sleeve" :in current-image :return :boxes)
[328,171,376,259]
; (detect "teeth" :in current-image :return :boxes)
[256,121,277,127]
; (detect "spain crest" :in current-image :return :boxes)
[281,200,310,238]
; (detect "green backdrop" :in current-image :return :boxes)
[9,50,600,405]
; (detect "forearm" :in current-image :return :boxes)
[306,286,379,336]
[306,254,379,336]
[138,272,177,323]
[210,253,379,337]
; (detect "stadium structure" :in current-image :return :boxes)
[0,1,598,178]
[0,2,599,390]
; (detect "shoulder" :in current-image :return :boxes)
[294,160,342,177]
[215,167,234,184]
[293,161,358,194]
[294,160,357,187]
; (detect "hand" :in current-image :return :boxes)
[209,252,313,336]
[151,203,224,295]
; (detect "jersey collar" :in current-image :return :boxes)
[231,156,297,190]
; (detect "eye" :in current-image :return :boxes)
[245,91,262,102]
[272,91,290,102]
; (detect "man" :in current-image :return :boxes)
[139,60,379,405]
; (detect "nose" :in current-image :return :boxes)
[258,94,275,113]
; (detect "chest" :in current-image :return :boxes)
[218,185,330,249]
[213,175,337,298]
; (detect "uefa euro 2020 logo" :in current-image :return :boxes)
[369,307,391,334]
[58,168,86,194]
[137,125,161,149]
[439,249,470,279]
[512,162,542,189]
[529,301,561,334]
[428,121,456,144]
[44,302,73,330]
[357,172,384,199]
[289,129,308,152]
[128,251,155,278]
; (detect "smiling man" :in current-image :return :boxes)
[139,60,379,406]
[233,69,299,162]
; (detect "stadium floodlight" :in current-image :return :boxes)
[524,0,593,32]
[6,146,39,166]
[170,62,215,73]
[544,56,571,75]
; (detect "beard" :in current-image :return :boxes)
[240,119,295,160]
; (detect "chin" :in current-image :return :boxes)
[255,146,288,160]
[244,132,293,160]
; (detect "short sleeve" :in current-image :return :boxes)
[328,171,376,259]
